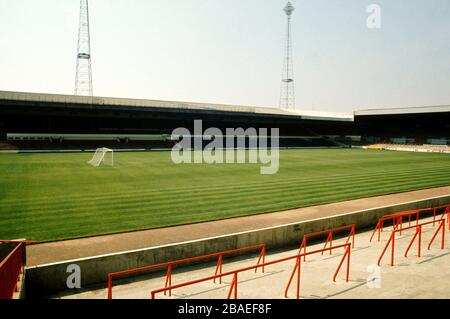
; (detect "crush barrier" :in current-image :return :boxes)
[150,243,351,300]
[107,244,266,299]
[0,240,35,299]
[298,224,355,261]
[439,206,450,231]
[377,218,446,266]
[370,205,450,242]
[285,243,351,299]
[108,204,448,299]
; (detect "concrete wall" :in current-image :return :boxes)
[26,195,450,297]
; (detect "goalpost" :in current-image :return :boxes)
[87,147,114,167]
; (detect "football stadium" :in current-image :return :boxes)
[1,0,450,307]
[0,90,449,299]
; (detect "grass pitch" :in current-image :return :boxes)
[0,148,449,242]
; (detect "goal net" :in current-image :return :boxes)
[87,147,114,167]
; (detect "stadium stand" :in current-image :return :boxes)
[1,91,449,151]
[0,90,354,151]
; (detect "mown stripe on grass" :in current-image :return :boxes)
[0,164,447,209]
[1,166,448,220]
[2,173,449,230]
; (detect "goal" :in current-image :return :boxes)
[87,147,114,167]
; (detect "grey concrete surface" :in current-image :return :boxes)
[55,214,450,299]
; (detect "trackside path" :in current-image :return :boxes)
[27,186,450,265]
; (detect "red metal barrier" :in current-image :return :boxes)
[150,243,351,300]
[439,206,450,230]
[370,210,423,242]
[377,219,446,266]
[298,225,355,261]
[0,242,24,299]
[107,244,265,299]
[370,205,450,242]
[285,243,350,299]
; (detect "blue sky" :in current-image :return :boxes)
[0,0,449,112]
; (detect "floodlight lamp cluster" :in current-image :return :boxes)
[284,2,294,16]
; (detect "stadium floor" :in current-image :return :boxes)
[54,214,450,299]
[27,186,450,265]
